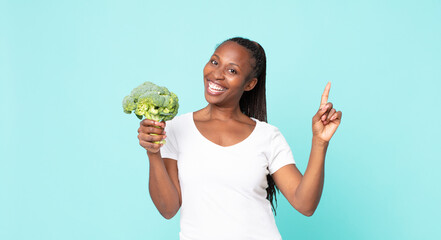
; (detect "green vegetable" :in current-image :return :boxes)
[122,81,179,144]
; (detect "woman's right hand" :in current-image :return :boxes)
[137,119,166,153]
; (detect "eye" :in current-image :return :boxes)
[210,60,218,65]
[228,69,237,74]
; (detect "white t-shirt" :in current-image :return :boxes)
[160,112,295,240]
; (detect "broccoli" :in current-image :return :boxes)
[122,81,179,144]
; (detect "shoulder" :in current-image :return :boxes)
[253,119,290,148]
[254,118,281,136]
[165,112,192,126]
[163,112,193,134]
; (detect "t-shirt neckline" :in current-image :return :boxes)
[190,112,259,149]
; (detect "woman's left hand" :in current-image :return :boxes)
[312,82,342,143]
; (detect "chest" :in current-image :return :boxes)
[176,134,271,195]
[194,120,255,147]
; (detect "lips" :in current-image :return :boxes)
[206,80,227,95]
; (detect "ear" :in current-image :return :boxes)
[244,77,258,91]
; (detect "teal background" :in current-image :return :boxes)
[1,0,440,239]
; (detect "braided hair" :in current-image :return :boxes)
[217,37,280,215]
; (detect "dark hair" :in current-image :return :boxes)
[217,37,280,215]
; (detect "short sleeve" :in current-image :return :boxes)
[268,127,295,174]
[160,119,178,161]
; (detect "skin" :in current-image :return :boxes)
[138,41,342,219]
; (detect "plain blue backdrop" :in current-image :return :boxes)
[1,0,440,239]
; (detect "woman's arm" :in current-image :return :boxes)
[138,120,181,219]
[272,82,342,216]
[147,152,181,219]
[297,137,328,215]
[271,138,328,216]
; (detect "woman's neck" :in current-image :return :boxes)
[201,104,245,122]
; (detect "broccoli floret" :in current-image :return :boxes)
[122,81,179,144]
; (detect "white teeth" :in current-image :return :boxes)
[208,81,226,91]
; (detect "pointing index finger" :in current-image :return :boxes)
[320,82,331,108]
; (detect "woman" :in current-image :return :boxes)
[138,37,342,240]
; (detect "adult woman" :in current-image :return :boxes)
[138,37,342,240]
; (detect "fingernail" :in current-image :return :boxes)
[163,135,167,139]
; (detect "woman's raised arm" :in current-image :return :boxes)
[272,82,342,216]
[138,120,181,219]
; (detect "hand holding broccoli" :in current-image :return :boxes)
[123,81,179,145]
[137,119,166,153]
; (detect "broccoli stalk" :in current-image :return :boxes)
[122,81,179,144]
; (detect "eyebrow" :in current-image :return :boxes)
[213,54,241,69]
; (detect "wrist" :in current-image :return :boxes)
[312,136,329,147]
[147,149,161,158]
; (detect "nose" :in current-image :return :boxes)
[213,67,225,80]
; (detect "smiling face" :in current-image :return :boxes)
[203,41,258,107]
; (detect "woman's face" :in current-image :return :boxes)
[203,41,257,107]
